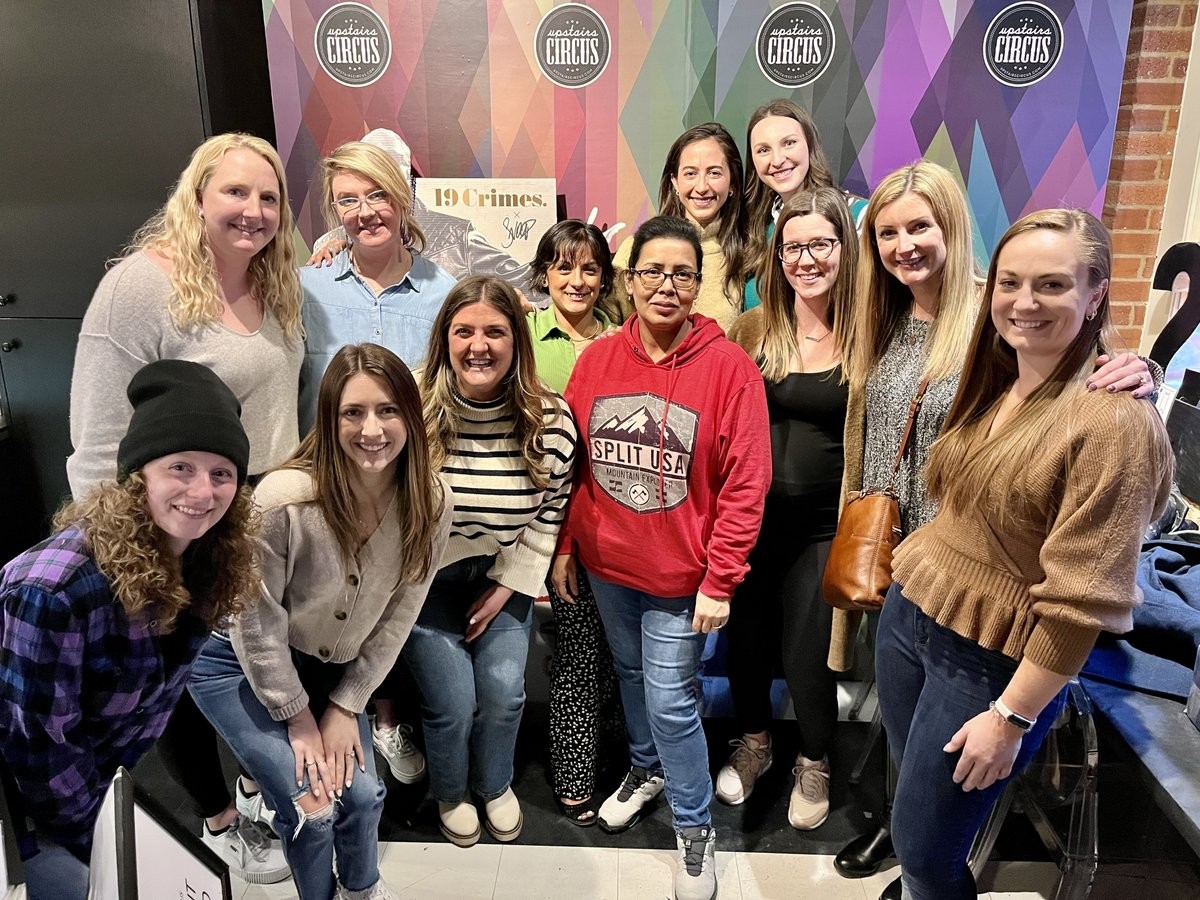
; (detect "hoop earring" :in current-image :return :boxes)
[1085,309,1097,321]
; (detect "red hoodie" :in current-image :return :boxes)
[558,314,770,600]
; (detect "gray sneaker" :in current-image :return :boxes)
[788,755,831,830]
[714,736,772,805]
[202,815,291,885]
[371,720,427,783]
[675,825,717,900]
[598,766,665,833]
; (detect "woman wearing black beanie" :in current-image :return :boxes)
[0,360,257,899]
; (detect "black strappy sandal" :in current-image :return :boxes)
[556,796,598,827]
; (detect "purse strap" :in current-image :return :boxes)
[887,377,931,482]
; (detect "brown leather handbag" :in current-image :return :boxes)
[823,379,929,612]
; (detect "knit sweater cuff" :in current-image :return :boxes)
[492,539,553,599]
[1023,618,1103,677]
[330,679,372,717]
[270,689,311,723]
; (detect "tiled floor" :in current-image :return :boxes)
[230,845,1200,900]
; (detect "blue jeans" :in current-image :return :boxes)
[189,634,386,900]
[401,556,533,803]
[589,571,711,831]
[22,836,89,900]
[876,585,1063,900]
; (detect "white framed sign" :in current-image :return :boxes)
[414,178,556,266]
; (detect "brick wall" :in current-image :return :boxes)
[1103,0,1196,346]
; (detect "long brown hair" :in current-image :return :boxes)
[756,188,857,383]
[283,343,443,582]
[658,123,749,299]
[743,100,835,268]
[844,160,981,388]
[53,477,258,632]
[421,276,559,489]
[926,209,1132,523]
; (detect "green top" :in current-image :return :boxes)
[527,304,616,394]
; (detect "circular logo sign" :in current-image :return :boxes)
[756,2,837,88]
[534,4,612,89]
[983,2,1064,87]
[627,484,650,507]
[314,2,392,88]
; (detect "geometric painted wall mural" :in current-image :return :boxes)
[264,0,1134,262]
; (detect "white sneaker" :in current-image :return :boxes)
[788,755,831,830]
[438,799,482,847]
[335,878,401,899]
[235,778,276,832]
[674,825,718,900]
[598,766,665,833]
[371,720,426,783]
[714,735,773,805]
[202,815,291,884]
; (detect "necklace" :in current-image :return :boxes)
[801,328,831,343]
[356,486,398,537]
[567,319,604,343]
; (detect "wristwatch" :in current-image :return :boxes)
[990,697,1036,732]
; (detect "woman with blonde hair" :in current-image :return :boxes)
[832,162,1155,895]
[2,360,256,899]
[720,188,856,826]
[69,132,304,495]
[65,131,302,883]
[396,276,576,847]
[878,209,1172,899]
[299,140,457,432]
[611,123,750,331]
[190,343,452,900]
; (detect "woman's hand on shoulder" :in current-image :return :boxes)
[305,239,347,267]
[466,582,514,641]
[286,707,330,798]
[319,703,365,795]
[1088,352,1155,399]
[944,709,1024,791]
[551,554,579,603]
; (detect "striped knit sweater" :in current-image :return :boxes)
[439,391,577,598]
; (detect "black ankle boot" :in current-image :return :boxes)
[834,822,894,877]
[879,874,902,900]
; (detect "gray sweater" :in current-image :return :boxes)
[67,253,303,497]
[231,468,454,721]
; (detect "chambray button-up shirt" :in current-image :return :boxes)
[298,249,457,432]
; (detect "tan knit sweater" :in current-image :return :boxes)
[611,220,743,332]
[892,389,1172,677]
[231,469,454,721]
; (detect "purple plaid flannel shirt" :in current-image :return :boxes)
[0,526,208,859]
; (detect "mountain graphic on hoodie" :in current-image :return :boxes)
[593,405,688,454]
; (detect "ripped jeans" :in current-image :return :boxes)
[189,633,386,900]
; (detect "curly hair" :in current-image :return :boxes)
[125,133,303,341]
[421,276,559,490]
[282,343,444,583]
[53,476,259,632]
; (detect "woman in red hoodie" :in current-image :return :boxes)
[552,215,770,900]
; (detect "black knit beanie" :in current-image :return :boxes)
[117,360,250,484]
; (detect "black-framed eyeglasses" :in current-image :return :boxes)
[630,268,701,291]
[779,238,840,264]
[333,190,390,213]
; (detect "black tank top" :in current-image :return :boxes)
[765,365,848,540]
